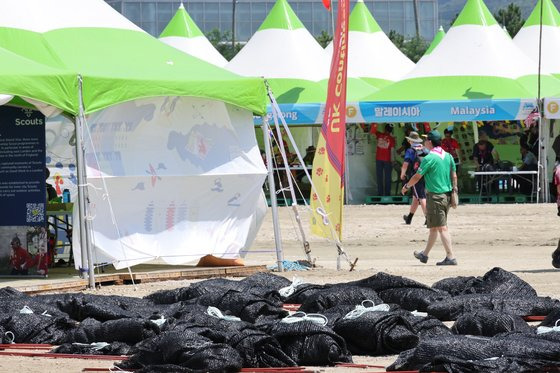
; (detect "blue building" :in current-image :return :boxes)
[105,0,438,42]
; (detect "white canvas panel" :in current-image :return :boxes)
[325,32,414,81]
[73,97,267,269]
[160,36,228,67]
[514,25,560,75]
[407,24,545,79]
[0,0,142,33]
[227,28,329,81]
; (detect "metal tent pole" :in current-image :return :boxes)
[267,96,313,264]
[76,75,95,288]
[261,116,284,272]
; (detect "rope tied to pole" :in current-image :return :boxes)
[343,300,390,320]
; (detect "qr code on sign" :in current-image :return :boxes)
[26,203,45,223]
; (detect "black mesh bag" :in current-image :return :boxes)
[333,311,418,355]
[452,309,532,337]
[263,320,352,366]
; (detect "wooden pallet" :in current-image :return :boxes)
[15,265,267,294]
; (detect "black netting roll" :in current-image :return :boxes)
[283,284,330,305]
[387,335,501,371]
[452,309,532,337]
[469,267,538,298]
[424,355,557,373]
[52,342,133,356]
[190,290,287,324]
[379,287,450,312]
[348,272,430,292]
[1,314,77,344]
[334,311,418,355]
[298,286,382,313]
[431,276,482,296]
[427,294,560,321]
[539,307,560,327]
[67,317,160,344]
[406,316,452,340]
[263,320,352,366]
[120,331,243,373]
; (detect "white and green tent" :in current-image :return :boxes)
[226,0,329,104]
[513,0,560,78]
[363,0,560,123]
[0,0,268,272]
[159,3,228,68]
[417,26,446,64]
[325,0,414,89]
[0,45,76,115]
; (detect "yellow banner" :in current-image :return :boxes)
[310,134,344,240]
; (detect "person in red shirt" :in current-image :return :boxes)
[441,128,462,173]
[371,123,396,196]
[9,236,31,275]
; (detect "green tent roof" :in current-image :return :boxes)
[0,46,76,114]
[523,0,560,27]
[349,0,382,33]
[258,0,305,31]
[452,0,497,27]
[0,2,266,116]
[159,3,204,38]
[424,26,445,56]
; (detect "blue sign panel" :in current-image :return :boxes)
[359,99,536,123]
[254,103,323,126]
[0,107,46,226]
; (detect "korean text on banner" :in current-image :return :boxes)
[310,0,349,240]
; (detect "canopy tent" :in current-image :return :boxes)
[325,0,414,90]
[0,0,266,115]
[417,26,446,64]
[359,0,560,123]
[228,0,375,125]
[0,0,268,271]
[514,0,560,79]
[159,3,228,68]
[0,45,76,116]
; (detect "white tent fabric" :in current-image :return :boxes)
[73,96,267,269]
[324,0,414,84]
[408,24,543,80]
[160,36,228,67]
[227,28,328,81]
[513,7,560,76]
[159,4,228,67]
[0,0,142,32]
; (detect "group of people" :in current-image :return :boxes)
[9,233,51,276]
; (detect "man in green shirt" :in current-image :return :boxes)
[401,130,458,265]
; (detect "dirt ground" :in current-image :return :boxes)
[1,203,559,372]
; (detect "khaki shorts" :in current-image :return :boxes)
[426,192,451,228]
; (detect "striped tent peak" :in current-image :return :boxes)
[159,3,204,38]
[159,4,227,67]
[523,0,560,27]
[366,0,560,101]
[258,0,304,31]
[424,26,445,56]
[227,0,328,81]
[349,0,382,33]
[514,0,560,75]
[452,0,498,27]
[324,0,414,84]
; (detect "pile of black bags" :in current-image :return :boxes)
[1,268,559,373]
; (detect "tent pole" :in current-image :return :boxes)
[262,116,284,272]
[268,98,313,264]
[76,75,96,289]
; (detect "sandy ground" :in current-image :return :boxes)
[1,203,559,372]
